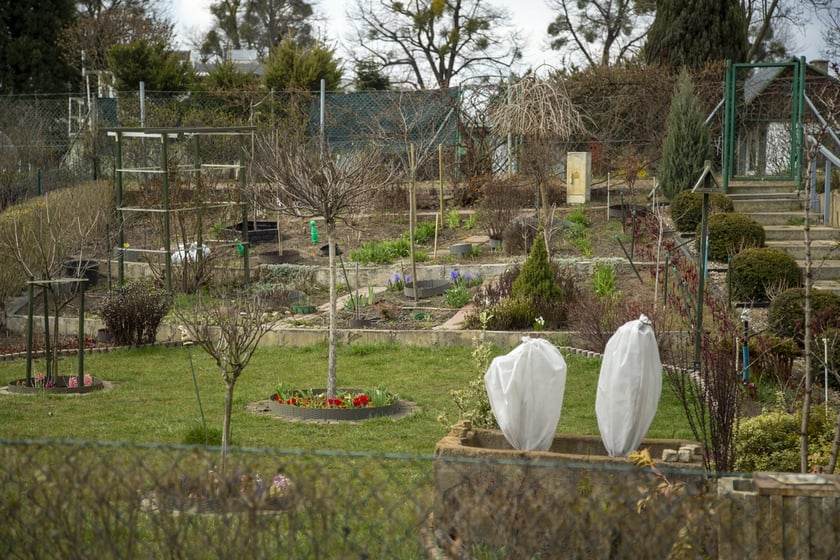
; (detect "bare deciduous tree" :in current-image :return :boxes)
[255,137,391,398]
[0,182,109,383]
[175,291,273,456]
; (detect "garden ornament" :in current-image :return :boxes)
[310,220,319,244]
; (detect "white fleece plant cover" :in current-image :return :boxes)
[484,337,567,451]
[595,314,662,457]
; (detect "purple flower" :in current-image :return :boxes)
[450,270,460,282]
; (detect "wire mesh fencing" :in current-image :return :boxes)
[2,438,838,559]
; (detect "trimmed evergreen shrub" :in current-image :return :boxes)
[512,230,563,303]
[700,212,765,262]
[730,248,802,303]
[670,190,733,232]
[767,287,840,343]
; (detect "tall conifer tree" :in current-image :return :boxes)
[644,0,747,69]
[0,0,77,93]
[659,69,713,199]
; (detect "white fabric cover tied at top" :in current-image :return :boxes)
[484,337,567,451]
[595,314,662,457]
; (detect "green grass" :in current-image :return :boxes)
[0,342,693,450]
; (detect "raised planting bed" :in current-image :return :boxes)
[433,421,706,558]
[449,243,473,257]
[404,279,449,299]
[222,221,279,244]
[257,249,301,264]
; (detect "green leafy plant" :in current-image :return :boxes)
[446,209,461,229]
[566,205,589,227]
[463,213,478,230]
[411,220,437,244]
[350,238,427,264]
[445,310,498,429]
[735,405,836,473]
[344,286,376,311]
[444,284,472,308]
[592,262,618,299]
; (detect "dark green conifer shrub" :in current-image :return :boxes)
[511,230,562,303]
[670,190,733,232]
[701,212,765,262]
[767,287,840,342]
[730,248,801,302]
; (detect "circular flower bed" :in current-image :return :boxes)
[268,387,404,421]
[7,374,104,395]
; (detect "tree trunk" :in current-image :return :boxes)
[222,379,235,462]
[327,220,337,400]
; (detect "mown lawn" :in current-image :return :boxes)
[0,341,694,452]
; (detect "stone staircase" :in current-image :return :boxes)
[727,180,840,293]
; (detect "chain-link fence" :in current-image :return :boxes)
[1,69,734,206]
[2,438,839,559]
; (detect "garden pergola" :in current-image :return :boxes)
[106,126,255,292]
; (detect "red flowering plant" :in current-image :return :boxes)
[272,383,396,409]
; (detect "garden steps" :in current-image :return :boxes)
[729,192,802,213]
[762,225,837,241]
[749,212,821,225]
[765,240,839,260]
[795,259,840,281]
[814,279,840,296]
[726,180,800,195]
[725,179,840,284]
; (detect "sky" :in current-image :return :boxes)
[168,0,829,73]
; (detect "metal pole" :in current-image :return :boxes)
[825,338,830,415]
[694,192,709,369]
[825,160,832,226]
[162,133,172,292]
[25,279,33,386]
[319,79,326,160]
[139,81,146,128]
[239,134,250,283]
[439,144,444,226]
[727,256,732,308]
[43,287,51,381]
[77,281,85,385]
[409,144,418,304]
[740,308,750,383]
[115,132,125,286]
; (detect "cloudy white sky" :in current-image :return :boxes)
[167,0,829,71]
